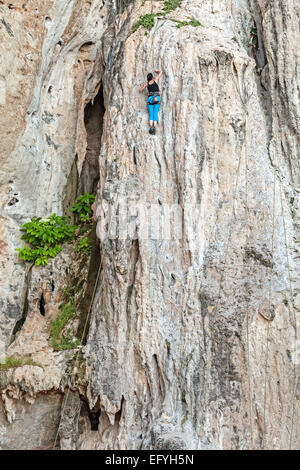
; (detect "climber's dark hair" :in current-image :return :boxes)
[147,73,153,83]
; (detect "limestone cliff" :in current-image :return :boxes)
[0,0,299,450]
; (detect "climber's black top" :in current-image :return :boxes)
[147,80,160,93]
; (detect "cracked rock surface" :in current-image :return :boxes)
[0,0,299,450]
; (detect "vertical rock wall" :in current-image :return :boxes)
[0,0,299,450]
[85,0,299,450]
[0,0,109,347]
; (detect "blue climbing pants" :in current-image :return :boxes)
[147,95,161,122]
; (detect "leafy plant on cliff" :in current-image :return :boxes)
[132,0,186,33]
[16,214,77,266]
[74,237,91,255]
[71,192,95,222]
[170,17,203,28]
[132,13,156,33]
[162,0,182,14]
[250,26,258,47]
[49,298,81,351]
[16,192,95,266]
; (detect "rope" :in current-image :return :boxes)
[197,63,250,438]
[243,101,254,450]
[275,119,297,449]
[204,64,256,448]
[150,0,156,71]
[52,253,103,450]
[197,65,296,449]
[261,143,276,450]
[280,172,297,450]
[232,66,255,449]
[149,1,166,73]
[261,77,297,449]
[52,169,126,450]
[268,79,297,450]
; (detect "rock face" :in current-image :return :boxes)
[0,0,299,450]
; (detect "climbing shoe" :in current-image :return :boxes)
[149,127,154,134]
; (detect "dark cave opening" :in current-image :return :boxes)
[61,81,106,346]
[11,290,29,341]
[79,85,105,195]
[64,80,105,217]
[73,85,105,341]
[39,293,46,316]
[88,408,101,431]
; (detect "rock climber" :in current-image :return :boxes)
[139,69,162,135]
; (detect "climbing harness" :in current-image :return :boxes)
[148,93,160,105]
[147,81,160,105]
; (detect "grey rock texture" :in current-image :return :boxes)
[0,391,62,450]
[0,0,299,450]
[58,391,82,450]
[0,0,108,347]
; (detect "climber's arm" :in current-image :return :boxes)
[154,69,162,81]
[139,82,148,92]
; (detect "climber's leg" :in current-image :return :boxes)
[153,97,161,127]
[148,103,154,127]
[153,104,160,127]
[148,107,154,134]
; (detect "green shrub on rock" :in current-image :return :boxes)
[132,13,156,33]
[132,1,202,33]
[16,192,95,266]
[16,214,77,266]
[74,237,91,255]
[71,192,95,222]
[162,0,182,14]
